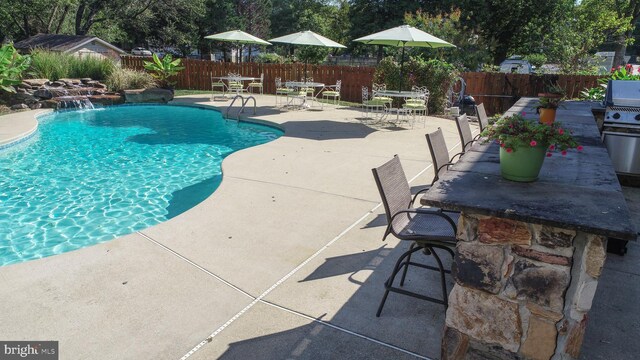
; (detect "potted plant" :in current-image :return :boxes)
[537,82,565,125]
[481,112,582,182]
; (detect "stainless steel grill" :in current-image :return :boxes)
[603,80,640,175]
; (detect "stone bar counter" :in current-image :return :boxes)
[420,98,636,360]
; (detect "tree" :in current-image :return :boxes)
[236,0,272,60]
[405,9,491,70]
[458,0,570,64]
[270,0,346,62]
[545,0,630,72]
[0,0,74,40]
[610,0,640,66]
[74,0,158,35]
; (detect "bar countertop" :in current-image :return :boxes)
[420,98,637,241]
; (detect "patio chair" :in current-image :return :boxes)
[361,86,387,120]
[403,89,426,120]
[474,103,489,139]
[227,73,244,95]
[426,128,460,184]
[247,73,264,94]
[409,128,459,205]
[321,80,341,109]
[210,77,227,100]
[372,155,457,317]
[286,89,308,110]
[372,83,393,107]
[275,77,294,106]
[455,114,476,153]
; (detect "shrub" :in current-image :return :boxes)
[524,54,547,69]
[254,53,283,64]
[68,56,115,80]
[29,50,116,81]
[374,56,459,114]
[143,54,184,88]
[29,50,68,80]
[105,67,156,92]
[0,43,31,93]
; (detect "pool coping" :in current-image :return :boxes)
[0,104,284,151]
[0,109,50,149]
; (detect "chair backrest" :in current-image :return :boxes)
[362,86,370,102]
[373,83,386,96]
[275,77,282,88]
[455,114,474,151]
[258,73,264,83]
[372,155,412,225]
[335,80,342,92]
[426,128,451,182]
[475,103,489,132]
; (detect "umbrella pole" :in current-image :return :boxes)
[400,45,405,92]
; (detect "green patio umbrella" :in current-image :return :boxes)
[354,25,455,91]
[205,30,271,63]
[269,30,346,78]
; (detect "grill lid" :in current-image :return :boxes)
[606,80,640,107]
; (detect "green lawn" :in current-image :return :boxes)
[173,89,212,97]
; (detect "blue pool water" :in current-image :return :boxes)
[0,105,282,266]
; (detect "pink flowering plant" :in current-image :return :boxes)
[480,113,581,157]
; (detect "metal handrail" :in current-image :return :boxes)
[225,95,244,117]
[225,95,257,120]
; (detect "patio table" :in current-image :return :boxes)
[374,90,426,121]
[213,76,258,96]
[285,81,325,108]
[419,98,635,360]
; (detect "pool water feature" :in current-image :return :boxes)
[0,105,282,266]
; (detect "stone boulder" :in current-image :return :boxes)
[10,103,29,111]
[88,94,125,106]
[58,78,82,85]
[23,79,49,87]
[123,88,174,103]
[7,93,39,106]
[33,89,54,100]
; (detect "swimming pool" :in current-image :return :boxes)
[0,104,282,266]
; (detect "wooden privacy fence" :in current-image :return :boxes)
[121,56,375,103]
[122,56,604,115]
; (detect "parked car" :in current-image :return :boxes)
[499,56,533,74]
[131,47,152,56]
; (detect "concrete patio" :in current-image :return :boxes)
[0,94,637,359]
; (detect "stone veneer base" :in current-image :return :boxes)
[441,213,607,360]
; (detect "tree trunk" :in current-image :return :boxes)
[613,33,628,68]
[55,5,70,34]
[75,3,86,35]
[376,45,383,63]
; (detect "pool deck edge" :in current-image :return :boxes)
[0,109,49,148]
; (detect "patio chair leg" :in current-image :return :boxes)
[376,244,424,317]
[400,242,416,286]
[429,246,449,308]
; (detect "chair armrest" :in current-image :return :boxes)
[464,139,476,151]
[411,186,431,206]
[449,152,464,162]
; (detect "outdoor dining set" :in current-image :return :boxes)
[211,72,430,128]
